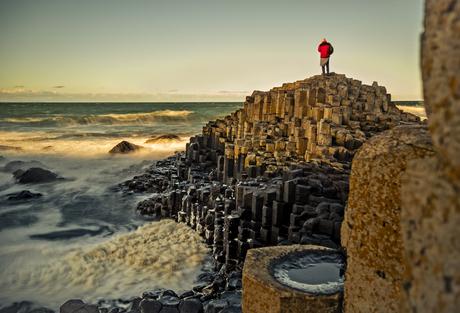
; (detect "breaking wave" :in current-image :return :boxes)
[0,219,210,309]
[2,110,196,127]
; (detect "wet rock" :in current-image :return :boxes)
[14,167,62,184]
[7,190,43,200]
[158,308,179,313]
[203,299,229,313]
[177,299,203,313]
[109,141,143,154]
[178,291,194,299]
[60,299,99,313]
[145,134,181,144]
[158,296,180,308]
[159,290,179,299]
[139,299,162,313]
[127,297,142,312]
[4,160,47,173]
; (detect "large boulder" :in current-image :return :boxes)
[341,125,435,313]
[14,167,63,184]
[145,134,181,144]
[399,1,460,312]
[109,141,143,154]
[3,160,48,173]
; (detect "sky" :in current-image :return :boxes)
[0,0,425,102]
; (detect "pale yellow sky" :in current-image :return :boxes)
[0,0,424,102]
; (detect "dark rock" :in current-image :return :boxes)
[4,160,47,173]
[192,285,207,293]
[220,291,242,307]
[226,278,242,291]
[14,167,62,184]
[178,291,194,299]
[109,141,143,154]
[330,203,345,215]
[127,297,142,312]
[203,299,229,313]
[145,134,181,144]
[139,299,162,313]
[278,240,293,246]
[304,218,320,230]
[0,301,34,313]
[227,272,242,280]
[0,302,54,313]
[178,299,203,313]
[158,296,180,308]
[160,290,179,299]
[158,308,179,313]
[7,190,43,200]
[321,239,339,249]
[220,307,242,313]
[199,294,216,303]
[108,308,120,313]
[60,299,99,313]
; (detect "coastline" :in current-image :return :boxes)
[0,74,427,313]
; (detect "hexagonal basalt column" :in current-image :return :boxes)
[242,245,345,313]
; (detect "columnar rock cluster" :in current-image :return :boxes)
[341,125,435,313]
[122,73,424,279]
[190,73,421,186]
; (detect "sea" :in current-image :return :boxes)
[0,101,426,311]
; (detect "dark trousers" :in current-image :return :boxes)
[322,59,330,74]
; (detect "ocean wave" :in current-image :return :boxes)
[1,110,196,127]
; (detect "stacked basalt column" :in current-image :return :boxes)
[186,73,422,185]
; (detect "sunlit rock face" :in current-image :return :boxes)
[109,141,143,154]
[341,125,435,313]
[400,1,460,312]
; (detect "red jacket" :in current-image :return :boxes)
[318,42,331,58]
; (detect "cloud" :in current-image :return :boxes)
[0,88,246,102]
[52,86,65,89]
[219,90,249,94]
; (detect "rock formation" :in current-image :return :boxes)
[108,141,143,154]
[145,134,182,144]
[14,167,63,184]
[399,1,460,312]
[341,126,435,312]
[120,73,424,293]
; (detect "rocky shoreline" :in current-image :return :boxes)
[0,73,425,313]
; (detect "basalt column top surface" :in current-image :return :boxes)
[242,245,345,313]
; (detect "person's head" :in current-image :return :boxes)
[322,38,327,43]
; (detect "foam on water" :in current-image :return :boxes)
[0,220,210,310]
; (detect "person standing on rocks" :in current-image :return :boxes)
[318,38,333,76]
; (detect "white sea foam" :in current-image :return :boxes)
[1,110,195,126]
[0,220,209,310]
[0,133,189,158]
